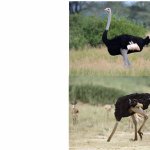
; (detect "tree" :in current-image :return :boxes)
[69,2,81,14]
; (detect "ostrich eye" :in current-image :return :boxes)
[128,99,138,107]
[129,99,131,105]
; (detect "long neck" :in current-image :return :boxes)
[106,11,111,30]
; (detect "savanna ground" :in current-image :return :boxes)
[69,103,150,150]
[69,46,150,149]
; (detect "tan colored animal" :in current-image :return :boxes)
[71,104,79,125]
[104,104,113,119]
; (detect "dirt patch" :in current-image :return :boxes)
[69,104,150,150]
[70,132,150,150]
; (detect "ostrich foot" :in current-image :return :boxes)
[138,131,143,140]
[107,137,111,142]
[124,65,132,69]
[124,62,132,68]
[130,138,138,141]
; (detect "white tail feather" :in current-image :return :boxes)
[127,41,140,51]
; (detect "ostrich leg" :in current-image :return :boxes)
[131,114,138,141]
[137,108,148,140]
[107,121,119,142]
[130,107,148,140]
[120,49,131,67]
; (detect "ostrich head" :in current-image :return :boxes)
[129,99,138,107]
[72,105,75,109]
[104,8,111,14]
[71,100,77,108]
[129,99,143,108]
[144,36,150,45]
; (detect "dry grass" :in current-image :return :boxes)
[70,47,150,76]
[69,103,150,150]
[69,46,150,149]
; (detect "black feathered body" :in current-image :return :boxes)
[102,30,147,56]
[115,93,150,121]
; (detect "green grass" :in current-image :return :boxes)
[69,76,150,104]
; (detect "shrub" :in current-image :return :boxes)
[69,84,126,105]
[69,14,147,49]
[69,14,87,49]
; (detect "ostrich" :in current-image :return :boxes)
[104,104,113,119]
[107,93,150,142]
[102,8,150,67]
[128,113,143,129]
[71,101,79,125]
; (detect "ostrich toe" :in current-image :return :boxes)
[130,138,137,141]
[138,131,143,140]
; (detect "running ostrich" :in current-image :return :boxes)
[107,93,150,142]
[102,8,150,67]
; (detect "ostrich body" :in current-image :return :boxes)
[102,8,150,67]
[107,93,150,142]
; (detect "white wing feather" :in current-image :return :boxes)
[127,41,140,51]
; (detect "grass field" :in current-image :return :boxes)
[70,47,150,76]
[69,46,150,149]
[69,76,150,104]
[69,77,150,149]
[69,103,150,150]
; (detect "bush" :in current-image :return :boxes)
[69,84,126,105]
[69,14,87,49]
[107,15,147,39]
[69,14,147,49]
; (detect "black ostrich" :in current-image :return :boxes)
[102,8,150,67]
[107,93,150,142]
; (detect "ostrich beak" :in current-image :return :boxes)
[104,8,111,13]
[104,8,109,14]
[136,103,143,108]
[104,8,107,12]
